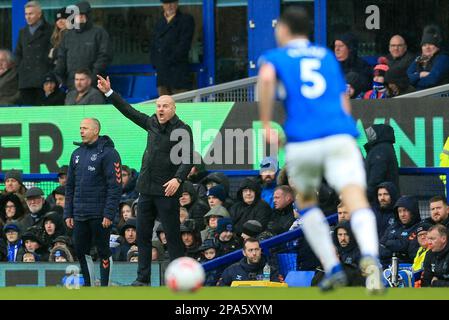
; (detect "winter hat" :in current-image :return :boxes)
[22,230,44,246]
[54,249,68,260]
[373,57,389,77]
[25,187,44,198]
[204,205,230,219]
[216,217,233,234]
[120,218,137,236]
[242,220,263,238]
[416,221,432,234]
[335,33,359,54]
[206,185,226,202]
[198,239,217,252]
[52,235,71,246]
[260,156,278,174]
[4,169,23,185]
[75,1,92,15]
[3,222,20,234]
[52,185,66,196]
[180,223,193,233]
[42,72,59,86]
[421,25,443,47]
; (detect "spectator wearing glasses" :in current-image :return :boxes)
[386,35,415,83]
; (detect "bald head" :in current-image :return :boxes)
[389,35,407,59]
[156,95,176,124]
[80,118,100,144]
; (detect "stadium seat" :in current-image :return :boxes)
[285,271,315,287]
[277,253,297,278]
[109,75,134,98]
[129,75,158,103]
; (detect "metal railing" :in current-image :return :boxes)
[141,76,258,103]
[395,83,449,98]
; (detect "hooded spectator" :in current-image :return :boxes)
[258,157,278,208]
[55,0,112,88]
[51,235,75,259]
[49,245,74,262]
[197,238,220,286]
[121,165,139,202]
[0,49,20,106]
[155,224,169,261]
[180,181,209,231]
[200,172,234,209]
[0,193,26,226]
[363,57,390,99]
[21,229,48,261]
[181,223,201,259]
[39,72,66,106]
[201,205,230,242]
[407,25,449,90]
[41,211,67,248]
[372,182,400,238]
[334,32,372,92]
[379,195,421,268]
[229,178,272,236]
[215,217,241,256]
[152,240,165,261]
[364,124,399,203]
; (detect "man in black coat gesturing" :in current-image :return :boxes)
[151,0,195,96]
[97,75,194,286]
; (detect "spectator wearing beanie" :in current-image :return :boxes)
[215,217,241,256]
[207,185,226,209]
[200,172,234,209]
[39,72,66,106]
[115,218,137,261]
[201,205,230,242]
[241,220,263,241]
[4,223,23,261]
[407,24,449,90]
[229,177,271,236]
[364,57,390,99]
[334,32,372,92]
[2,169,26,196]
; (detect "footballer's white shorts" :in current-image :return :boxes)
[285,134,366,195]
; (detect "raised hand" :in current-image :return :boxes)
[97,75,111,93]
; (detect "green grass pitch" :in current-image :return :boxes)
[0,287,447,300]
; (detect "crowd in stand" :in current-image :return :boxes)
[1,1,449,106]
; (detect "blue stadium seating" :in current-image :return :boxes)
[285,271,315,287]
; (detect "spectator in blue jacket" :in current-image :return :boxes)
[379,195,421,268]
[372,182,399,238]
[407,25,449,90]
[64,118,122,286]
[258,157,278,208]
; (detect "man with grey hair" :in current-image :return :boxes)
[14,1,52,105]
[0,49,19,105]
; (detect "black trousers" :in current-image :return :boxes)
[136,194,184,284]
[73,218,112,286]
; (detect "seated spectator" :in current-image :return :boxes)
[0,193,26,226]
[241,220,263,241]
[22,229,48,261]
[334,32,371,93]
[155,224,169,260]
[372,182,399,238]
[41,211,66,249]
[258,157,278,208]
[2,169,26,196]
[4,223,23,261]
[345,71,365,99]
[217,238,280,286]
[386,34,415,82]
[22,252,38,263]
[200,172,234,209]
[197,238,221,286]
[120,165,139,202]
[363,57,389,99]
[412,221,432,287]
[423,195,449,228]
[180,223,201,260]
[51,235,75,260]
[337,202,350,223]
[19,187,53,231]
[229,177,271,236]
[206,184,226,209]
[180,181,209,231]
[116,199,135,230]
[422,224,449,287]
[115,218,137,261]
[379,195,421,268]
[179,207,189,225]
[407,25,449,90]
[49,245,74,262]
[384,67,415,97]
[52,186,66,209]
[266,185,295,235]
[39,72,65,106]
[127,246,139,263]
[0,49,19,106]
[201,205,230,242]
[152,240,165,261]
[364,124,399,203]
[215,217,241,256]
[64,69,105,105]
